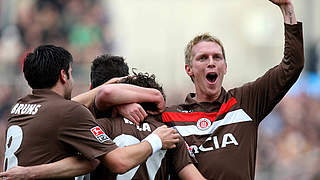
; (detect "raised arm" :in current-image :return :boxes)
[0,156,98,180]
[269,0,297,24]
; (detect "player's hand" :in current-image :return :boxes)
[0,166,33,180]
[147,95,165,115]
[152,125,180,149]
[114,103,148,125]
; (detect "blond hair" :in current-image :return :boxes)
[184,33,226,66]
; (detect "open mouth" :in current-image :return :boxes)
[206,72,218,84]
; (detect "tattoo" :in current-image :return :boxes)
[284,7,294,24]
[289,10,293,24]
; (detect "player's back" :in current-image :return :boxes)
[4,89,88,172]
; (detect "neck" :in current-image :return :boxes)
[50,83,65,98]
[194,89,221,103]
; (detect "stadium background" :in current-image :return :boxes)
[0,0,319,179]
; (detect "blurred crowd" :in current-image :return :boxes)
[0,0,319,179]
[0,0,113,171]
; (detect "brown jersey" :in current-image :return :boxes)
[3,89,118,180]
[162,23,304,180]
[91,115,193,180]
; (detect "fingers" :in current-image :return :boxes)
[139,107,148,119]
[135,107,147,124]
[153,125,180,149]
[0,171,7,177]
[129,112,140,125]
[117,103,148,125]
[146,110,159,115]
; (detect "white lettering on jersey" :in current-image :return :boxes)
[26,104,37,114]
[32,105,41,115]
[221,133,239,148]
[10,103,42,115]
[190,133,239,154]
[4,125,23,171]
[113,134,166,179]
[142,123,151,132]
[10,104,19,114]
[123,118,152,132]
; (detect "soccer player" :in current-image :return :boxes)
[1,45,179,179]
[162,0,304,179]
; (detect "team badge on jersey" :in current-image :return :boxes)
[196,118,211,131]
[90,126,110,143]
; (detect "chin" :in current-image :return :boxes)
[205,87,219,97]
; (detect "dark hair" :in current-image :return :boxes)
[23,45,73,89]
[90,54,129,89]
[120,72,166,112]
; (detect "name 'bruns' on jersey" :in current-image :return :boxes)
[10,103,42,115]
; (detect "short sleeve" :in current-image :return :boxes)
[168,136,193,174]
[58,104,118,160]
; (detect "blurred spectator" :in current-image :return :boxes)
[257,92,320,180]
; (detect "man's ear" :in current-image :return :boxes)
[59,69,67,84]
[185,64,193,77]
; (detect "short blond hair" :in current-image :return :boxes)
[185,33,226,66]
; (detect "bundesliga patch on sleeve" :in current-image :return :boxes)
[90,126,110,143]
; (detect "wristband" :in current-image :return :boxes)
[142,133,162,154]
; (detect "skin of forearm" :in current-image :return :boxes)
[279,3,297,24]
[96,84,163,111]
[71,78,121,107]
[102,141,152,174]
[178,164,207,180]
[30,157,97,179]
[72,87,100,108]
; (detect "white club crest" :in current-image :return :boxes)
[196,118,211,131]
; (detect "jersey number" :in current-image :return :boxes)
[113,134,166,180]
[3,125,23,171]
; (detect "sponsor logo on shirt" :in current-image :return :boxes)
[123,118,152,132]
[189,133,239,154]
[90,126,110,143]
[196,118,211,131]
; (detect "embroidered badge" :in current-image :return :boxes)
[196,118,211,131]
[185,141,195,158]
[90,126,110,143]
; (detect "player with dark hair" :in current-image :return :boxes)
[162,0,304,179]
[1,46,180,179]
[90,54,129,90]
[23,45,73,91]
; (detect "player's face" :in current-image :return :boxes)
[64,66,73,100]
[185,41,227,102]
